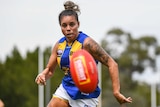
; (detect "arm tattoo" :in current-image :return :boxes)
[85,39,110,66]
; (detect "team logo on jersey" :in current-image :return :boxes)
[61,66,70,75]
[57,49,63,57]
[70,51,74,56]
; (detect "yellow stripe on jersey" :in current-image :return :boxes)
[57,41,67,67]
[69,40,82,59]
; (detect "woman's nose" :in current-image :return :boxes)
[66,25,71,30]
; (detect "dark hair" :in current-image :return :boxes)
[58,1,80,25]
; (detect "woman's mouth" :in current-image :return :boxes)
[66,34,73,37]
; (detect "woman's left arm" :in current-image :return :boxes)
[83,37,132,104]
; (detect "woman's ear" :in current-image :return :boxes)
[78,21,80,27]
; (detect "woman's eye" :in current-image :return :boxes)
[61,22,75,28]
[69,22,75,27]
[61,24,67,28]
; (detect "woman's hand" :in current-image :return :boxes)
[114,92,132,104]
[35,73,46,85]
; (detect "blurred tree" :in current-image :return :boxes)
[1,46,26,107]
[0,46,39,107]
[101,28,160,107]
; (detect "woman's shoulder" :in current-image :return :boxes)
[77,31,89,42]
[58,36,66,43]
[79,31,88,37]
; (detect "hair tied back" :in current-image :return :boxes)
[64,1,80,14]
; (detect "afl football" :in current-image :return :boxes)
[70,49,98,93]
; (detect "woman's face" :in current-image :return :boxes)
[60,15,79,43]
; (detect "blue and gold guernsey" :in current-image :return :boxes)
[57,31,100,100]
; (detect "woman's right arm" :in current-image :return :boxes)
[35,42,58,85]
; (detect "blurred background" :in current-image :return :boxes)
[0,0,160,107]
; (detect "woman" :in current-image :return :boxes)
[35,1,132,107]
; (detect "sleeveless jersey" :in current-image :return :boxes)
[57,31,101,100]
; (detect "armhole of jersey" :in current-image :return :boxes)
[77,33,89,49]
[78,34,99,64]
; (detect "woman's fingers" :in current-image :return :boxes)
[35,74,46,85]
[125,97,132,103]
[114,93,132,104]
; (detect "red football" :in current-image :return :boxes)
[70,49,98,93]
